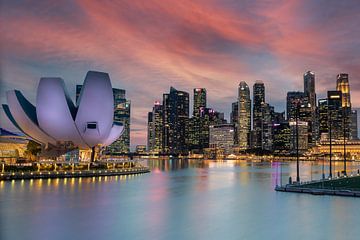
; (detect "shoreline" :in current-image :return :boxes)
[0,167,150,181]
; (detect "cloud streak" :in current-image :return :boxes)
[1,0,360,147]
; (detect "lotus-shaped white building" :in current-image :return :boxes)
[2,71,124,157]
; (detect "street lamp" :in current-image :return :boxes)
[295,102,300,183]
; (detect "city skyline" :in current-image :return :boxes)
[1,1,360,148]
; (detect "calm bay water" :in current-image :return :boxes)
[1,159,360,240]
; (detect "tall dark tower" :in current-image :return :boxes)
[167,87,189,154]
[328,91,343,140]
[193,88,206,117]
[253,81,265,149]
[304,71,316,109]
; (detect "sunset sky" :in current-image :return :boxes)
[1,0,360,147]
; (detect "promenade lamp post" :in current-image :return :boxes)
[295,102,300,183]
[343,107,347,176]
[329,111,333,178]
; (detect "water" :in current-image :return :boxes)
[1,160,360,240]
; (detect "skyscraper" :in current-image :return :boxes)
[166,87,189,154]
[193,88,206,117]
[289,121,309,153]
[147,112,154,151]
[147,101,163,153]
[273,122,291,154]
[209,124,235,153]
[261,103,274,151]
[238,81,251,149]
[318,99,328,141]
[336,73,351,108]
[230,102,239,144]
[108,88,131,153]
[189,88,207,152]
[328,91,343,140]
[286,91,306,121]
[336,73,351,140]
[253,81,265,149]
[304,71,316,109]
[303,71,317,144]
[350,110,358,140]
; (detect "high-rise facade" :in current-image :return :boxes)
[238,81,251,149]
[273,122,291,154]
[289,121,309,153]
[350,110,358,140]
[253,81,265,149]
[230,102,239,144]
[189,88,208,152]
[147,101,163,153]
[261,103,274,151]
[193,88,206,117]
[147,112,154,151]
[286,92,307,121]
[109,88,131,153]
[303,71,317,145]
[304,71,316,110]
[336,73,351,108]
[318,99,328,141]
[336,73,351,140]
[328,91,343,140]
[209,124,235,153]
[166,87,189,154]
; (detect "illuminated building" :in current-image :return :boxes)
[135,145,146,154]
[147,101,163,153]
[336,73,351,108]
[328,91,343,140]
[304,71,316,110]
[189,88,208,152]
[230,101,239,145]
[209,124,235,153]
[253,81,265,149]
[303,71,317,145]
[147,112,154,151]
[313,139,360,160]
[273,122,291,154]
[318,99,328,141]
[261,103,274,151]
[350,110,358,140]
[289,121,308,153]
[286,91,313,148]
[164,87,189,154]
[193,88,206,117]
[336,73,351,140]
[3,71,124,160]
[238,81,251,149]
[0,128,29,164]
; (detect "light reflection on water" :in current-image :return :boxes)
[1,159,360,240]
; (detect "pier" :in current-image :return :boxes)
[275,175,360,197]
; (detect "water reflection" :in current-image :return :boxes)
[1,159,360,240]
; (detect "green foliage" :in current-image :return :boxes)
[26,140,41,156]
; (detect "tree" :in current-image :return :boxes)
[25,140,41,160]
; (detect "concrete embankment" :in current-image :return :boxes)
[275,175,360,197]
[0,167,150,181]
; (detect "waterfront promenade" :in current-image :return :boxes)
[0,167,150,181]
[275,175,360,197]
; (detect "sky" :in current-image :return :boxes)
[1,0,360,148]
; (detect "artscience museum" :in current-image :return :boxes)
[2,71,124,161]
